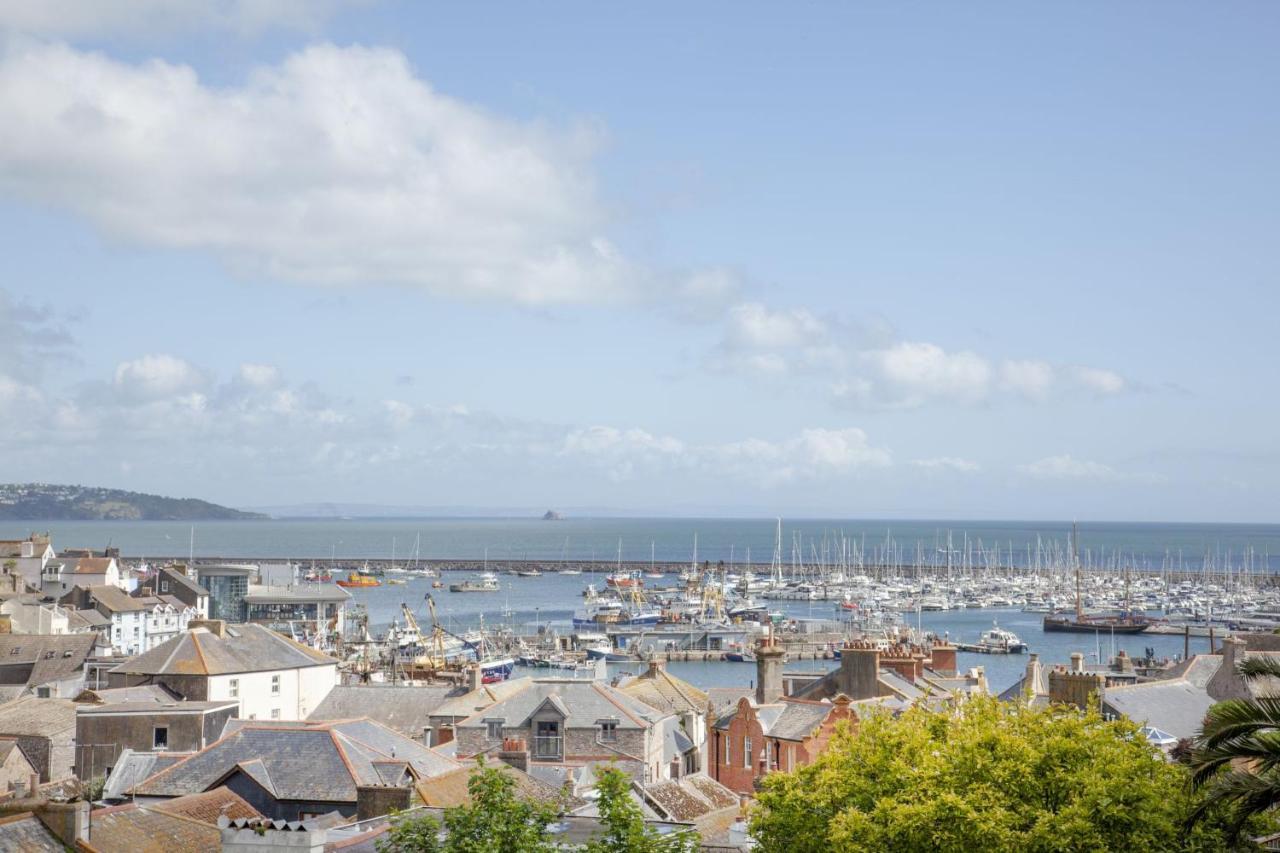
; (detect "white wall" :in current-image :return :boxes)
[207,664,337,721]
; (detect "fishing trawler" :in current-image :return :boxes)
[1043,524,1150,634]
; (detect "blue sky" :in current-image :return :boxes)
[0,2,1276,521]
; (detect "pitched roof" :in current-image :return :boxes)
[1102,679,1216,741]
[150,786,261,824]
[103,750,193,800]
[132,718,460,801]
[0,633,95,687]
[618,664,709,716]
[309,685,453,737]
[156,567,207,597]
[0,696,78,737]
[705,687,753,714]
[86,585,148,613]
[72,557,115,574]
[110,623,337,677]
[456,679,665,731]
[766,700,837,742]
[89,802,224,852]
[415,761,582,809]
[0,812,63,851]
[640,773,738,822]
[429,677,533,721]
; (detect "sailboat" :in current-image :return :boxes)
[1043,523,1150,634]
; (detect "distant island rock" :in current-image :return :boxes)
[542,509,564,521]
[0,483,267,521]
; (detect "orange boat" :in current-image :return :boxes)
[336,571,380,588]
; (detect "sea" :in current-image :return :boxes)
[4,517,1277,694]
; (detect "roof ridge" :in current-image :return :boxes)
[659,669,705,709]
[590,682,648,727]
[188,632,211,675]
[328,727,363,786]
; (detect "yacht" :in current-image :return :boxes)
[449,571,501,593]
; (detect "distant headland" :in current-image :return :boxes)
[0,483,266,521]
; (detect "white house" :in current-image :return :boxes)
[106,621,339,721]
[61,585,192,656]
[42,557,124,598]
[0,535,55,590]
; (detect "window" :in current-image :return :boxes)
[154,726,169,750]
[36,687,50,698]
[271,709,281,720]
[9,647,19,656]
[486,721,503,740]
[743,736,752,769]
[229,678,239,698]
[723,733,730,766]
[599,721,618,743]
[534,720,561,758]
[161,581,169,593]
[271,674,281,696]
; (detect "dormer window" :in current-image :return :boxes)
[485,720,504,740]
[597,719,618,742]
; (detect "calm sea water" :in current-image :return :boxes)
[4,517,1278,569]
[2,517,1263,692]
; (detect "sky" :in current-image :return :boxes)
[0,1,1277,521]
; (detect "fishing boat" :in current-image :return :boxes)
[515,568,544,578]
[584,643,632,662]
[724,650,757,663]
[449,572,501,593]
[605,572,643,589]
[336,571,380,588]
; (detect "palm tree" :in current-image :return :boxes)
[1186,655,1280,843]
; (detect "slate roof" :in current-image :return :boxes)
[78,699,238,716]
[0,812,63,851]
[309,685,453,737]
[155,567,207,598]
[1102,679,1216,741]
[429,677,533,721]
[132,718,460,801]
[0,633,95,687]
[767,700,837,742]
[618,665,709,716]
[110,623,336,677]
[0,696,78,737]
[77,684,179,704]
[66,608,112,630]
[706,687,753,715]
[415,761,583,809]
[103,750,193,800]
[456,679,664,731]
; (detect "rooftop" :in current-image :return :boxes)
[309,684,453,737]
[110,623,337,677]
[0,696,79,736]
[133,718,459,801]
[243,584,352,604]
[456,678,665,731]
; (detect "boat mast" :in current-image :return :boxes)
[1073,521,1083,620]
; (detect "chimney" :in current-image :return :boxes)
[498,737,529,773]
[840,642,880,700]
[647,658,665,676]
[189,619,226,639]
[929,642,957,677]
[1024,653,1043,699]
[1207,636,1250,702]
[1070,652,1085,673]
[755,636,787,705]
[356,784,411,822]
[34,800,89,847]
[466,664,483,692]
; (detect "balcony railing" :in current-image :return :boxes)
[532,735,563,759]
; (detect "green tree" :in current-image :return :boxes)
[1187,655,1280,844]
[378,762,558,853]
[585,766,697,853]
[750,695,1254,853]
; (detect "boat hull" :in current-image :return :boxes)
[1043,617,1149,634]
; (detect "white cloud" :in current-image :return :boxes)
[562,426,685,458]
[237,363,280,389]
[0,42,721,307]
[112,354,206,400]
[911,457,981,473]
[1019,454,1118,481]
[999,359,1054,400]
[724,302,826,350]
[0,1,360,38]
[1069,366,1127,395]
